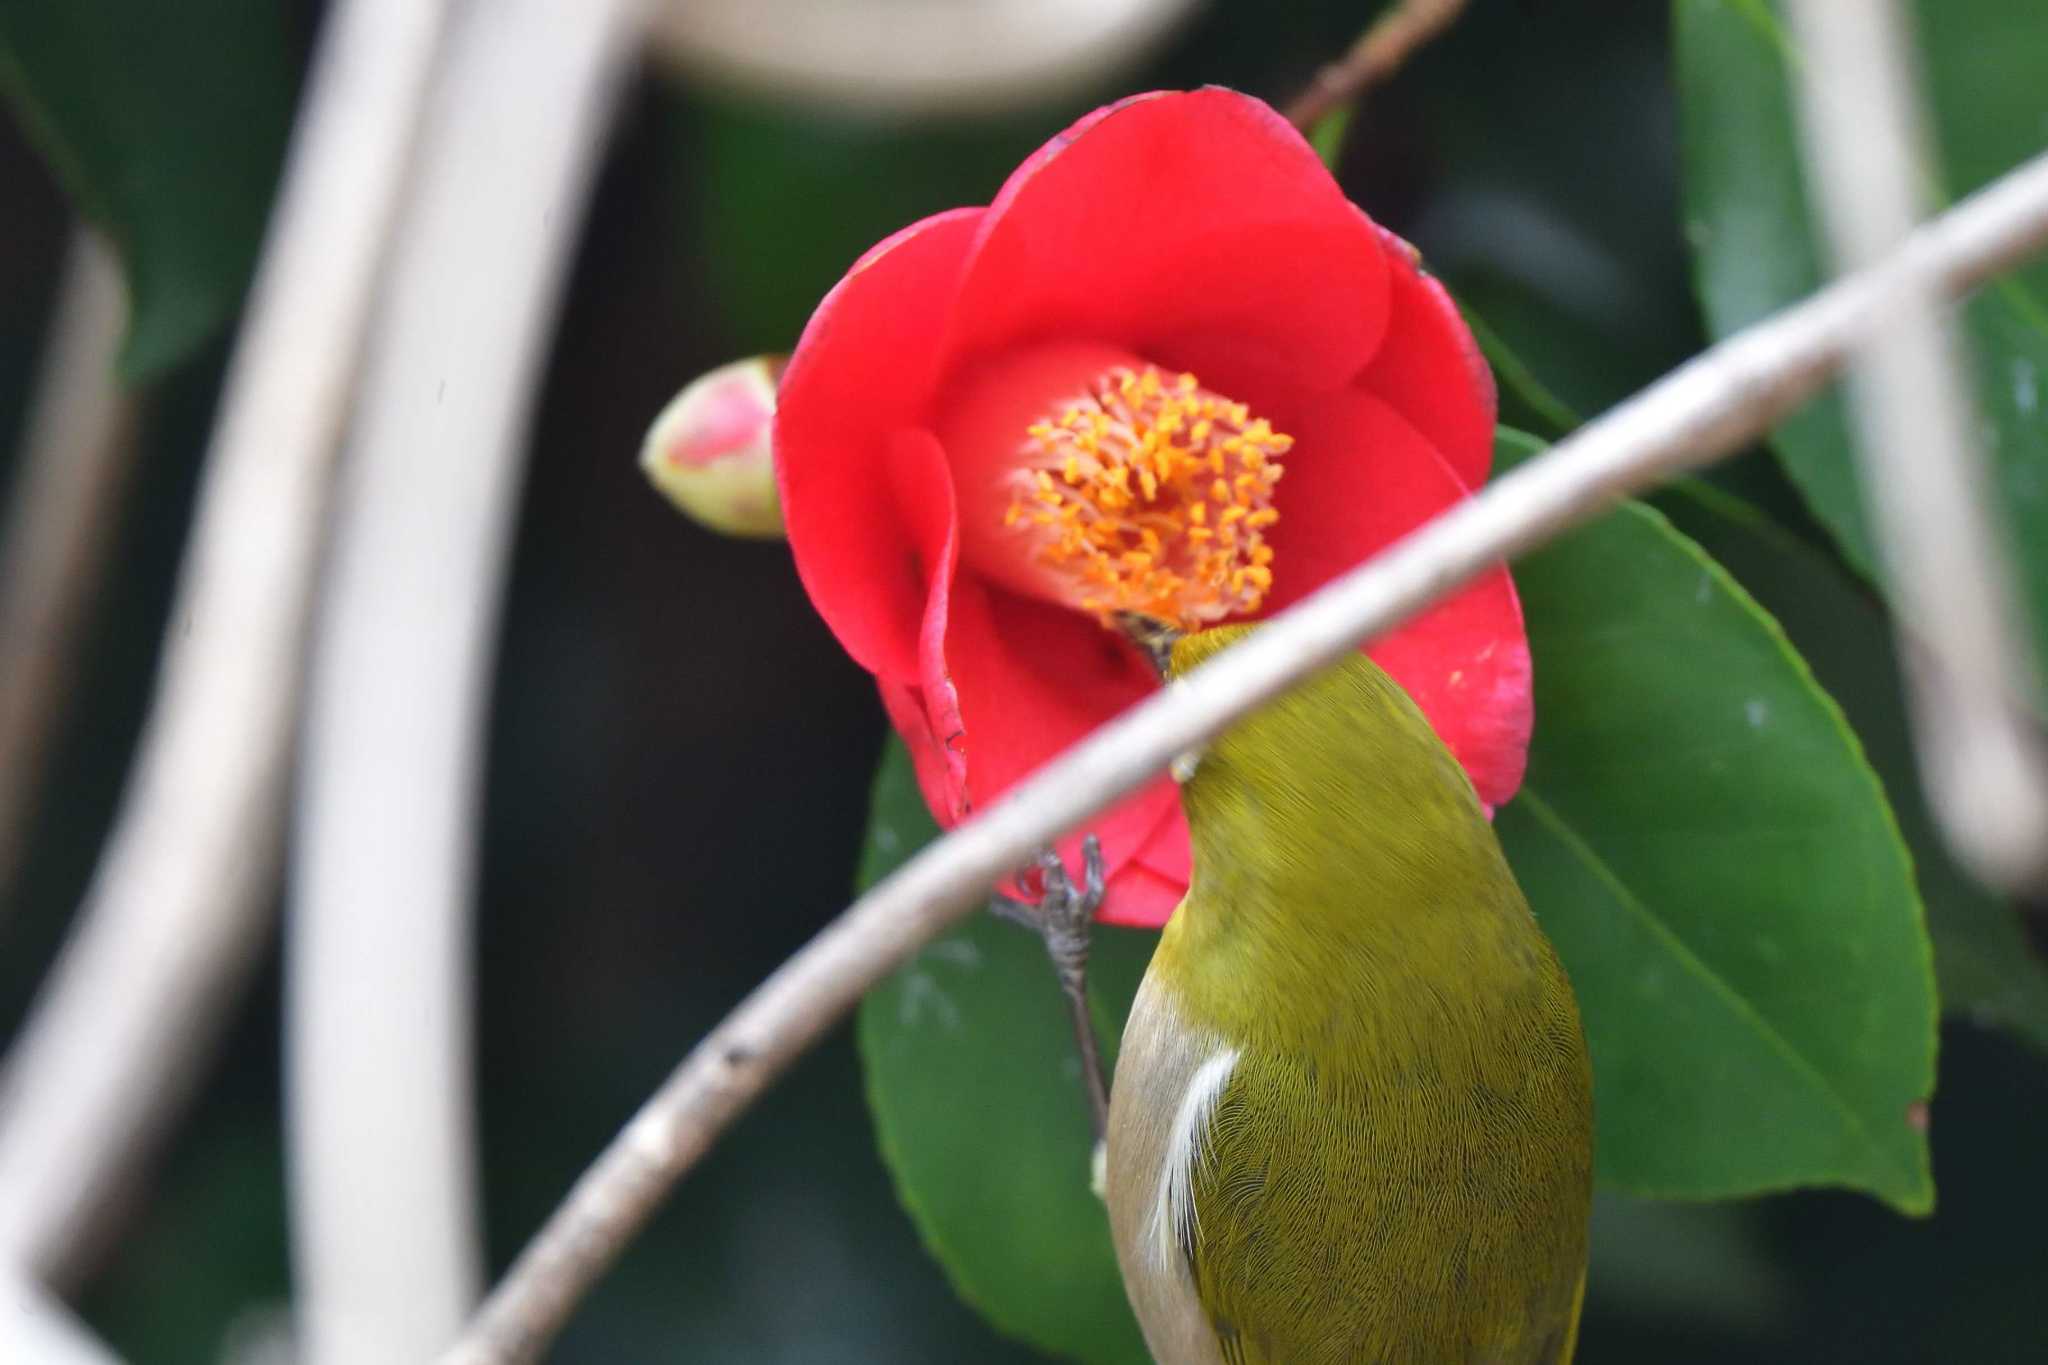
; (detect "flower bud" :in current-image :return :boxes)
[638,355,786,539]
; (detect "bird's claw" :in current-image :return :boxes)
[987,834,1112,1141]
[989,835,1105,944]
[1034,835,1105,964]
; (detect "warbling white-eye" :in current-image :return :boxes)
[1102,624,1594,1364]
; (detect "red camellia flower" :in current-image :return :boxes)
[775,88,1531,928]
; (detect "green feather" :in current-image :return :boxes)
[1109,625,1592,1364]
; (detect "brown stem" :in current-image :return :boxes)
[0,231,137,909]
[1282,0,1470,133]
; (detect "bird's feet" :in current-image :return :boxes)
[991,835,1111,1141]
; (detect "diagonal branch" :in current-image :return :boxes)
[439,146,2048,1365]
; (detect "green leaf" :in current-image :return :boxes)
[0,1,294,379]
[1458,295,1584,440]
[1674,0,2048,699]
[1308,103,1352,173]
[1655,480,2048,1052]
[856,739,1153,1365]
[1495,428,1936,1212]
[685,100,1041,352]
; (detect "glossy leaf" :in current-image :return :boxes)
[856,739,1153,1365]
[0,0,293,378]
[1656,480,2048,1052]
[1308,104,1352,172]
[1458,294,1584,439]
[1496,429,1936,1212]
[1674,0,2048,697]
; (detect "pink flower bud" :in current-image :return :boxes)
[638,355,786,539]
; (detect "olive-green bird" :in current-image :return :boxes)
[1104,625,1593,1364]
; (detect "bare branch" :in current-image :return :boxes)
[284,2,640,1360]
[441,147,2048,1365]
[1283,0,1468,133]
[0,230,137,906]
[0,0,456,1284]
[647,0,1196,114]
[1785,0,2048,895]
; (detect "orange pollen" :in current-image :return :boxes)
[1004,366,1291,629]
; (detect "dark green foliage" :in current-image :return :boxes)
[1676,0,2048,703]
[0,0,293,378]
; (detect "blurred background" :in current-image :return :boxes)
[2,1,2045,1360]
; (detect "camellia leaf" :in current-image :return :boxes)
[0,1,294,379]
[1496,429,1935,1211]
[1308,103,1352,173]
[1457,295,1585,440]
[855,739,1153,1365]
[1655,480,2048,1052]
[1673,0,2048,698]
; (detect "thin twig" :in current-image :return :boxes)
[0,229,137,908]
[1785,0,2048,895]
[284,2,640,1360]
[441,147,2048,1365]
[0,0,455,1286]
[0,1273,123,1365]
[1283,0,1468,133]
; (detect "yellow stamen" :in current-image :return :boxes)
[1001,365,1292,629]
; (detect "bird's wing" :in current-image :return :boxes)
[1181,1050,1354,1364]
[1185,1046,1587,1365]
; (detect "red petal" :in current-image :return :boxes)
[1354,229,1497,490]
[877,429,970,822]
[1095,855,1183,930]
[776,208,983,681]
[1259,389,1532,807]
[879,678,965,826]
[883,656,1183,931]
[943,89,1390,397]
[938,577,1182,922]
[1134,801,1193,887]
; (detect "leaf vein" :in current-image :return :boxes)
[1515,786,1917,1194]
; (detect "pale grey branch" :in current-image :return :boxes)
[648,0,1195,113]
[286,1,641,1360]
[0,0,456,1285]
[0,1273,123,1365]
